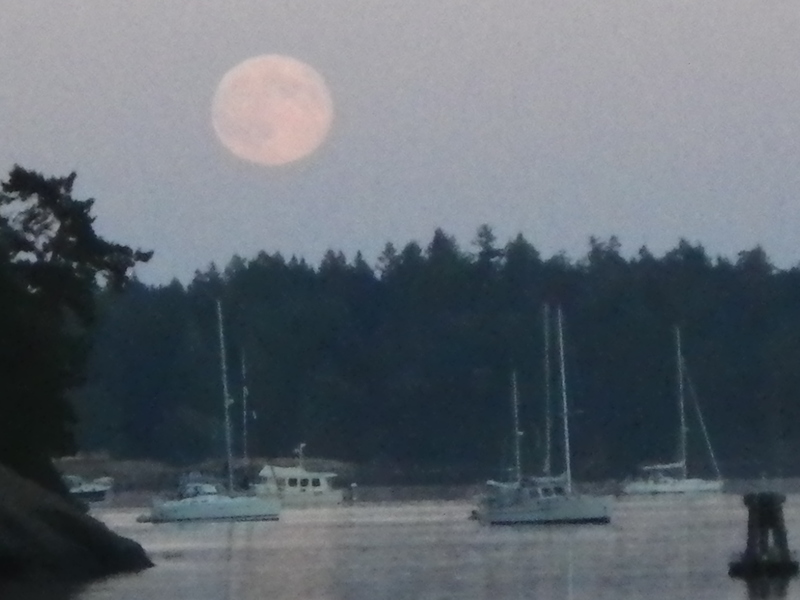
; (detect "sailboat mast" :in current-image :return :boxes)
[675,326,687,481]
[217,300,234,493]
[512,370,522,485]
[241,351,249,466]
[556,306,572,494]
[543,304,552,476]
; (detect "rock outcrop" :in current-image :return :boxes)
[0,464,152,581]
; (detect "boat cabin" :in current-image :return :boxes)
[483,475,570,507]
[254,464,344,504]
[179,482,220,499]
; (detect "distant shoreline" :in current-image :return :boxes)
[91,478,800,511]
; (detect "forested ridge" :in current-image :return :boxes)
[74,227,800,483]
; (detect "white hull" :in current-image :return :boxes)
[64,476,113,503]
[70,483,113,503]
[622,477,723,495]
[145,494,281,523]
[254,485,344,507]
[477,492,612,525]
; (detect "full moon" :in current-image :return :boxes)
[211,55,333,166]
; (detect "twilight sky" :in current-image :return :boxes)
[2,0,799,283]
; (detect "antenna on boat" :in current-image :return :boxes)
[217,300,235,494]
[556,306,572,495]
[295,442,306,470]
[511,370,523,486]
[543,303,552,476]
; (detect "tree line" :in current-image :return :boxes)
[72,226,800,483]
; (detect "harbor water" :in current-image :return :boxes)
[5,494,800,599]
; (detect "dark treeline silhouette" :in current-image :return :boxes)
[0,166,150,490]
[73,227,800,483]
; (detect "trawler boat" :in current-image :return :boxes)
[622,327,723,495]
[254,465,343,506]
[254,444,344,506]
[475,306,611,525]
[141,301,281,523]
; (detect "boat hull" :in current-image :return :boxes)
[64,475,113,503]
[622,478,723,495]
[253,484,344,507]
[278,491,344,508]
[476,494,612,525]
[146,495,281,523]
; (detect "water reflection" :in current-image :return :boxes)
[745,578,791,599]
[566,540,573,600]
[50,497,800,600]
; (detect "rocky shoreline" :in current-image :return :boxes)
[0,464,152,581]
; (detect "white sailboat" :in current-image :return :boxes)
[622,326,723,495]
[475,305,612,525]
[143,301,281,523]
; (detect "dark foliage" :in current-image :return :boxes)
[0,166,150,488]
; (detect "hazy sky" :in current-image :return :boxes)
[2,1,799,283]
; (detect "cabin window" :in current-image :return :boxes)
[300,478,309,487]
[277,478,285,487]
[288,478,298,487]
[312,478,321,487]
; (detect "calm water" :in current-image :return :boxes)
[8,494,800,599]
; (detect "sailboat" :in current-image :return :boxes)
[622,326,723,495]
[474,305,612,525]
[143,301,281,523]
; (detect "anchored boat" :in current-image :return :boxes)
[63,474,113,503]
[142,301,281,523]
[622,326,723,495]
[475,305,611,525]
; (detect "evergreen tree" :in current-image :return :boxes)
[0,166,150,488]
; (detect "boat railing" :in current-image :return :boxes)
[522,474,568,485]
[640,461,684,472]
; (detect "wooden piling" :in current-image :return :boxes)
[729,491,798,579]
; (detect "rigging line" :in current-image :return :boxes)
[681,354,723,480]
